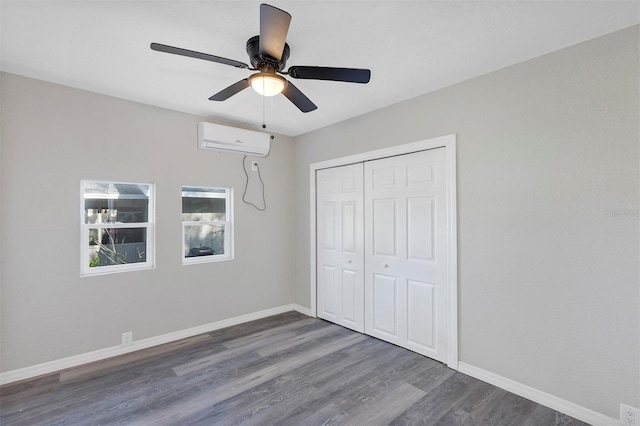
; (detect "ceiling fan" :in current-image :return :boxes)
[150,3,371,113]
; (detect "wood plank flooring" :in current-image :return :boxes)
[0,311,590,425]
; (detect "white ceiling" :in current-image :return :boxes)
[1,1,638,137]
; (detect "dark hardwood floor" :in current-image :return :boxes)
[0,311,589,425]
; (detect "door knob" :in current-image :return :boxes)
[347,259,352,263]
[383,264,389,268]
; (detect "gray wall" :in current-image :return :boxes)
[0,72,295,370]
[293,26,639,418]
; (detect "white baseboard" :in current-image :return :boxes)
[0,304,296,386]
[457,362,619,426]
[293,303,313,317]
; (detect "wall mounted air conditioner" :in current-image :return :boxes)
[197,121,270,157]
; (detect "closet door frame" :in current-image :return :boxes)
[309,134,458,370]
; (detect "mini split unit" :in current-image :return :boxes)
[197,122,271,157]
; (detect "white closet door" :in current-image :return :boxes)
[316,163,365,332]
[364,148,447,362]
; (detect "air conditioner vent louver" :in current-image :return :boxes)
[197,122,270,157]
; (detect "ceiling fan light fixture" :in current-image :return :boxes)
[249,72,287,96]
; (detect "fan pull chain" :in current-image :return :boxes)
[262,88,266,129]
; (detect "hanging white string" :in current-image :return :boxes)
[262,82,266,129]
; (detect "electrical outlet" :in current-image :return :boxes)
[251,161,258,172]
[621,404,640,425]
[121,331,133,347]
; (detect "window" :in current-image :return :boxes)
[81,180,155,275]
[182,186,233,264]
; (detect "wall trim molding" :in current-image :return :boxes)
[0,304,297,386]
[293,303,313,316]
[457,362,619,426]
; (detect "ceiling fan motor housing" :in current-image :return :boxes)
[246,35,290,72]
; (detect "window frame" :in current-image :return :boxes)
[181,186,234,265]
[81,179,155,276]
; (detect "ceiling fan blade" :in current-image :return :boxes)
[259,4,291,60]
[281,80,317,113]
[150,43,249,69]
[209,79,250,101]
[287,66,371,84]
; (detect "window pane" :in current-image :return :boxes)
[84,182,150,224]
[182,187,227,221]
[184,224,225,257]
[182,198,226,221]
[89,227,147,267]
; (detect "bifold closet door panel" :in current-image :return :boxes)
[316,163,365,333]
[364,148,448,363]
